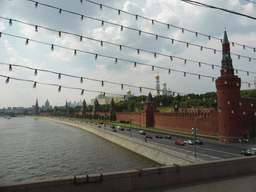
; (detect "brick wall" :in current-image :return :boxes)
[154,111,219,136]
[116,112,142,124]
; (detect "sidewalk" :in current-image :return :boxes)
[137,172,256,192]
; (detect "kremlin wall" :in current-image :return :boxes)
[36,31,256,143]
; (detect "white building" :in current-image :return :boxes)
[153,73,171,97]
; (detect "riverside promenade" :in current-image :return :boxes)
[137,172,256,192]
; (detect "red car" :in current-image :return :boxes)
[175,140,185,146]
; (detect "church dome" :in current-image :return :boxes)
[152,90,156,97]
[162,82,166,85]
[155,74,159,79]
[127,88,131,94]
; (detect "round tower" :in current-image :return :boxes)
[215,30,242,143]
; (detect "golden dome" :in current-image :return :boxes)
[114,96,117,98]
[152,90,156,97]
[155,74,159,79]
[127,88,131,94]
[163,82,166,85]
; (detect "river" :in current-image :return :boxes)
[0,117,158,184]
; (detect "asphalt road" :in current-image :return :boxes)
[85,121,256,162]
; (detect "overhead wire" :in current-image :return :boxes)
[0,62,187,94]
[1,16,256,72]
[78,0,256,51]
[25,0,256,55]
[0,73,189,96]
[181,0,256,20]
[0,32,226,81]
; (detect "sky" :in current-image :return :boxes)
[0,0,255,108]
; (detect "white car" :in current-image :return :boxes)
[139,130,146,135]
[116,125,120,129]
[184,140,194,145]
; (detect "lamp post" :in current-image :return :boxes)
[192,116,200,157]
[104,115,106,130]
[130,118,132,138]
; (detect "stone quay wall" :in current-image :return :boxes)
[1,155,256,192]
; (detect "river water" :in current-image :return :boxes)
[0,117,158,184]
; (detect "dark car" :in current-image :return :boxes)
[155,135,163,139]
[146,134,152,139]
[139,130,146,135]
[126,128,131,131]
[164,135,172,139]
[98,125,101,128]
[110,125,115,128]
[175,140,185,146]
[241,148,256,156]
[195,139,203,145]
[112,128,117,132]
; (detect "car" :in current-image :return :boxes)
[110,125,115,128]
[118,127,124,131]
[184,140,194,145]
[112,128,117,132]
[98,125,101,128]
[164,135,172,139]
[103,124,106,127]
[126,128,131,131]
[95,123,97,125]
[116,125,121,129]
[139,130,146,135]
[99,121,103,124]
[175,140,185,146]
[241,148,256,156]
[195,139,203,145]
[155,135,163,139]
[146,134,152,139]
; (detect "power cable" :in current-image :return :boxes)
[182,0,256,20]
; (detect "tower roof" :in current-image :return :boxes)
[221,29,233,70]
[223,28,229,44]
[146,92,153,102]
[155,73,159,79]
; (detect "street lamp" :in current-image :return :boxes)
[104,115,106,130]
[192,116,200,157]
[130,118,132,138]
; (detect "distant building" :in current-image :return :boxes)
[34,99,39,116]
[45,99,50,110]
[91,93,125,105]
[152,74,171,97]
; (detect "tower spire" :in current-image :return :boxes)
[221,29,234,74]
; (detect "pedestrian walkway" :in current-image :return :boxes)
[137,172,256,192]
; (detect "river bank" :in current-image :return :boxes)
[33,116,204,165]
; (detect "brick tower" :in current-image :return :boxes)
[81,99,87,115]
[216,29,242,143]
[109,98,115,114]
[93,99,100,115]
[141,92,159,127]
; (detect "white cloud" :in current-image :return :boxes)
[0,21,5,31]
